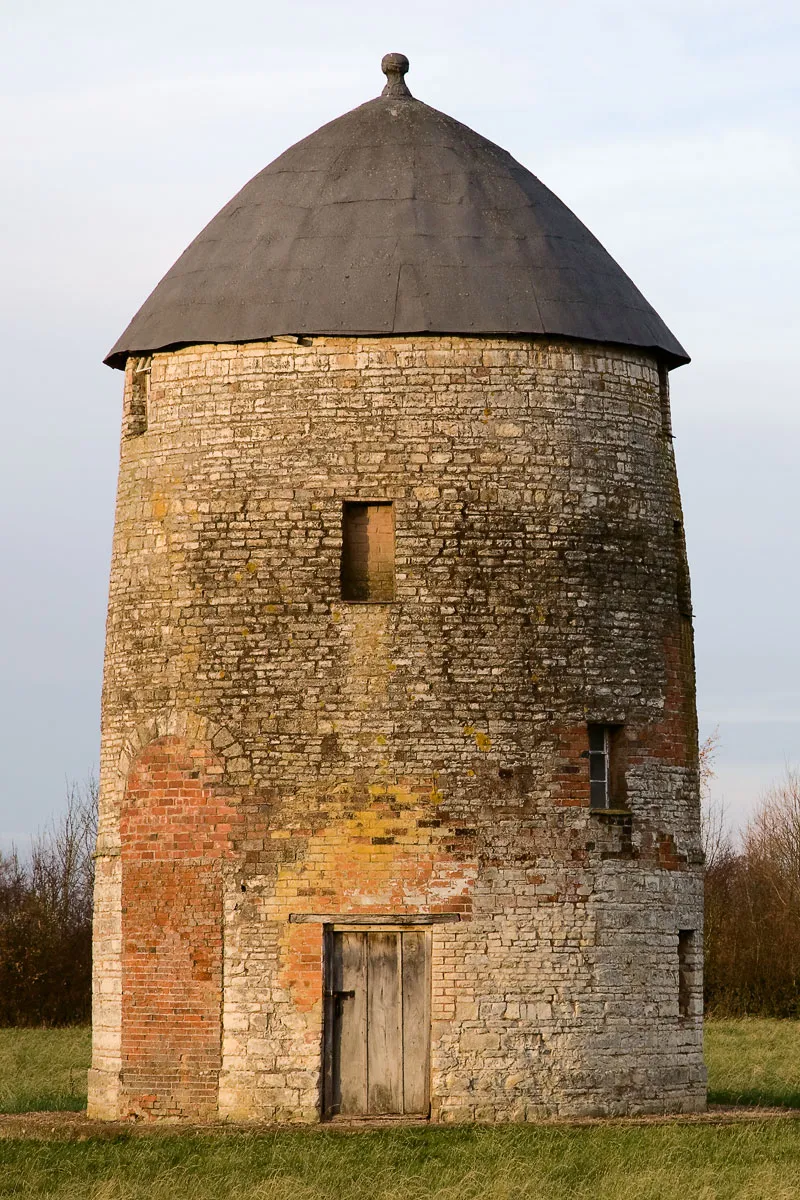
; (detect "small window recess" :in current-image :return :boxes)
[340,501,395,603]
[673,519,692,618]
[587,723,627,812]
[128,356,151,437]
[678,929,695,1019]
[658,362,673,440]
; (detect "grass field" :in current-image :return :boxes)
[3,1122,800,1200]
[0,1022,799,1199]
[706,1019,800,1108]
[0,1026,90,1113]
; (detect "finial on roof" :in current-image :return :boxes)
[381,52,412,98]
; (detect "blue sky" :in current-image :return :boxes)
[1,0,798,842]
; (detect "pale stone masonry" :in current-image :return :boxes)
[90,335,705,1121]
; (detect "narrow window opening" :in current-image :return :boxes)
[658,362,673,440]
[340,501,395,602]
[587,723,626,810]
[127,356,151,437]
[673,519,692,617]
[678,929,695,1018]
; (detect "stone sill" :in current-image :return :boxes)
[289,912,461,925]
[340,599,397,606]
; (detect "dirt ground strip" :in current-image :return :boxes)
[2,1107,800,1142]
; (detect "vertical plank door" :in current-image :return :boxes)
[326,928,430,1117]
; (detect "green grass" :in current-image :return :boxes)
[2,1124,800,1200]
[0,1026,90,1112]
[705,1018,800,1108]
[1,1023,800,1198]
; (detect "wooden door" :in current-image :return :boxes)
[324,928,430,1118]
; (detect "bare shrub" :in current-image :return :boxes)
[704,766,800,1017]
[0,776,97,1026]
[700,729,737,1013]
[699,727,730,871]
[745,769,800,888]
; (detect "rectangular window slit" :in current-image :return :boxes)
[340,501,395,602]
[127,356,151,437]
[673,518,692,617]
[658,361,673,439]
[678,929,694,1018]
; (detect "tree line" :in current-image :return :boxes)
[0,778,95,1025]
[0,754,798,1024]
[703,744,800,1017]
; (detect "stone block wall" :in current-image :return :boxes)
[90,335,705,1121]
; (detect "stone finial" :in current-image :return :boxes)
[381,52,412,98]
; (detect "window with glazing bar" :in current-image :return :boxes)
[127,356,151,437]
[587,723,626,810]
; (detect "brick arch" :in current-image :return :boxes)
[119,732,244,1120]
[115,709,251,809]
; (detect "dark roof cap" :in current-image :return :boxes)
[105,55,688,369]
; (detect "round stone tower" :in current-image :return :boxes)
[90,54,705,1123]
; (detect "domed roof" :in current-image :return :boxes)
[105,54,688,369]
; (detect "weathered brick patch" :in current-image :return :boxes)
[118,738,242,1119]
